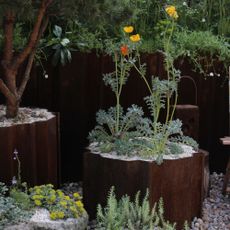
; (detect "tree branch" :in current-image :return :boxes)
[2,10,15,67]
[0,78,15,104]
[12,0,53,70]
[18,16,49,98]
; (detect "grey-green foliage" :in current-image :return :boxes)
[0,183,32,229]
[136,119,185,164]
[0,183,8,196]
[170,135,199,152]
[89,105,148,155]
[135,75,197,163]
[144,77,178,122]
[96,187,177,230]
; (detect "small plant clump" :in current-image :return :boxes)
[0,182,33,228]
[29,184,86,220]
[96,187,179,230]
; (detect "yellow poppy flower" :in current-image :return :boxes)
[123,26,134,33]
[129,34,141,42]
[165,5,179,19]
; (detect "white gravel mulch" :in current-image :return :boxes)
[88,142,195,162]
[0,105,54,127]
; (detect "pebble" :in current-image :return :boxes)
[190,173,230,230]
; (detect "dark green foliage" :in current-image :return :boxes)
[0,0,34,21]
[47,25,72,66]
[96,187,177,230]
[172,30,230,75]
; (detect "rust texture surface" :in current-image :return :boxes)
[0,115,60,187]
[83,150,207,229]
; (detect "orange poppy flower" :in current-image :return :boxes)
[120,45,129,56]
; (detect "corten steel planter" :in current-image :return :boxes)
[83,150,208,229]
[0,113,60,187]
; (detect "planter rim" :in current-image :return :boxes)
[86,145,201,163]
[0,105,55,127]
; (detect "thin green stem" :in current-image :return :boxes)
[132,63,153,95]
[164,20,175,126]
[16,154,21,186]
[170,92,178,122]
[159,19,175,151]
[115,53,120,133]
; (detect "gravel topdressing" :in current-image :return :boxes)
[0,105,54,127]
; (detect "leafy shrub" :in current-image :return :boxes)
[172,30,230,75]
[29,184,86,220]
[96,187,177,230]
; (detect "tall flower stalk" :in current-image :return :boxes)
[129,5,182,155]
[89,13,198,160]
[160,5,180,149]
[106,26,141,135]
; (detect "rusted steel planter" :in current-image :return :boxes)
[0,113,60,187]
[83,150,208,229]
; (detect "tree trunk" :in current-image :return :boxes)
[6,98,19,118]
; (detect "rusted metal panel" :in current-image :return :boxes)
[174,105,199,141]
[1,51,227,181]
[0,115,60,187]
[83,150,207,229]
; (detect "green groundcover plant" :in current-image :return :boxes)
[0,182,32,228]
[0,181,86,228]
[0,151,86,228]
[95,187,190,230]
[29,184,86,220]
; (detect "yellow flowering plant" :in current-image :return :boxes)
[126,6,198,162]
[88,26,148,155]
[29,184,86,220]
[89,7,198,162]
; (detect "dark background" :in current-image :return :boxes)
[1,52,228,183]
